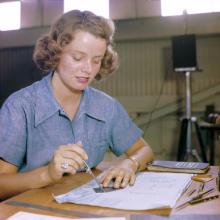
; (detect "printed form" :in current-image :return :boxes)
[54,172,193,210]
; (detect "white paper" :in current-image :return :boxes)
[54,172,193,210]
[7,211,126,220]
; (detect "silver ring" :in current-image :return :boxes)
[61,161,69,169]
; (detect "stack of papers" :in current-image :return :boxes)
[54,172,193,210]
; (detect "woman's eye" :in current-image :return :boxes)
[73,56,82,61]
[93,59,102,64]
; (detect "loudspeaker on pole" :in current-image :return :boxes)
[172,34,198,72]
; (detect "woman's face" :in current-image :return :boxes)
[54,30,107,93]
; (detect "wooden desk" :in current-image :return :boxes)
[0,167,220,220]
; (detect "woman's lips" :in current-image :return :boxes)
[76,76,89,84]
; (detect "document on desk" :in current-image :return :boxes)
[8,211,126,220]
[54,172,193,210]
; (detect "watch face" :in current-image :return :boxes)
[129,157,140,170]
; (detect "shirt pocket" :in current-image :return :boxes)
[87,118,106,144]
[85,117,108,166]
[87,140,108,167]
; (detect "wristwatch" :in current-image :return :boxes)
[128,155,140,172]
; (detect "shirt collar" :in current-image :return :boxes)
[34,73,60,127]
[76,87,106,122]
[35,74,106,127]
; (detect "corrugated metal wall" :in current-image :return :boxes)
[92,36,220,99]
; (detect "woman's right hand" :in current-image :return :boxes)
[47,141,88,182]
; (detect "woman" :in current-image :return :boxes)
[0,10,154,200]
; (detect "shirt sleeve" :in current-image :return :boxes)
[0,100,27,166]
[108,99,143,156]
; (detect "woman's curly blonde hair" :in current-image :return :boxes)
[33,10,118,80]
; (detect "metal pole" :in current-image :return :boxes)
[185,71,192,156]
[185,71,191,119]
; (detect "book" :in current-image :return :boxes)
[146,160,210,174]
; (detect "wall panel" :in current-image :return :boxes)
[0,47,42,106]
[92,36,220,113]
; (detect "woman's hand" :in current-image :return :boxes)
[100,159,136,189]
[47,141,88,182]
[101,138,154,190]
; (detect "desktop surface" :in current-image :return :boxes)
[0,166,219,220]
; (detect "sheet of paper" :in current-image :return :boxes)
[54,172,193,210]
[7,211,126,220]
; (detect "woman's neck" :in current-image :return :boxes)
[51,72,82,120]
[51,71,82,105]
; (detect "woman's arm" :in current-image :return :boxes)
[125,137,154,172]
[0,159,53,200]
[0,141,88,200]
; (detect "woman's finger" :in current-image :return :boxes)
[65,143,88,160]
[121,173,131,188]
[101,168,116,187]
[113,170,124,188]
[49,142,87,181]
[129,173,136,186]
[60,158,78,174]
[62,151,85,169]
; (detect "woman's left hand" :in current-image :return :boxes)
[100,159,136,189]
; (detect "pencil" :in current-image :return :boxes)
[198,182,205,192]
[187,188,196,196]
[218,171,220,191]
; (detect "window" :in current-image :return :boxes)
[161,0,220,16]
[64,0,109,18]
[0,1,21,31]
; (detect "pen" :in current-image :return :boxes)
[176,188,215,209]
[187,188,196,196]
[182,183,204,202]
[198,182,205,193]
[189,194,219,205]
[83,160,105,193]
[218,171,220,191]
[192,188,214,200]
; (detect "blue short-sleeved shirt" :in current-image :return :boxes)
[0,73,142,172]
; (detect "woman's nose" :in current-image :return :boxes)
[81,60,92,74]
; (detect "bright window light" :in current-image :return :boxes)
[64,0,109,18]
[161,0,220,16]
[0,1,21,31]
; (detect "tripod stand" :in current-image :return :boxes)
[177,71,207,162]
